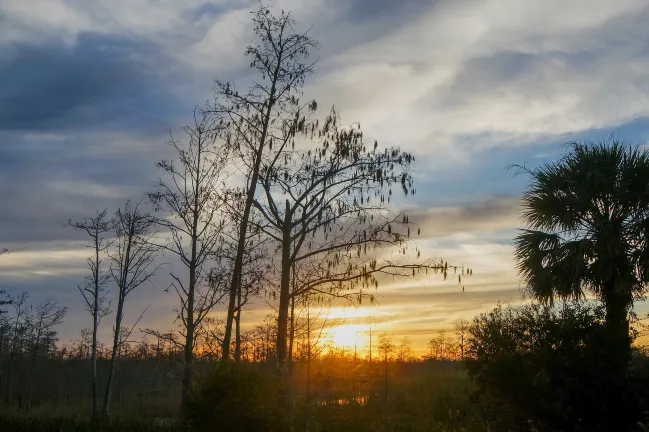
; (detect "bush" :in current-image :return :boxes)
[466,302,638,431]
[186,362,283,432]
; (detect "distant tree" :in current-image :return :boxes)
[148,109,229,420]
[378,333,395,415]
[454,320,470,361]
[66,209,113,417]
[396,336,413,363]
[25,301,66,411]
[103,200,161,417]
[211,4,320,360]
[427,330,453,360]
[513,140,649,415]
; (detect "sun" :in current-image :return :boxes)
[326,324,366,348]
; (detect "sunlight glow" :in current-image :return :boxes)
[325,324,369,349]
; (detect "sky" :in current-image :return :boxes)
[2,0,649,355]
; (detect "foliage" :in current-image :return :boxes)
[186,362,283,432]
[513,140,649,379]
[466,302,641,431]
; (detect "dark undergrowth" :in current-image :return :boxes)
[0,417,181,432]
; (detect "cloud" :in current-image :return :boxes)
[3,0,649,349]
[0,129,176,244]
[0,33,181,132]
[408,196,521,239]
[304,0,649,158]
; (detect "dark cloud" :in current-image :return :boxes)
[0,28,196,244]
[406,196,521,239]
[0,32,180,132]
[0,130,173,244]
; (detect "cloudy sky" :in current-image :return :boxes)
[2,0,649,353]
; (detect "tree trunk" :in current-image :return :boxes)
[274,200,293,430]
[384,353,388,423]
[180,268,195,421]
[276,200,292,366]
[91,238,100,418]
[235,281,241,363]
[305,306,311,432]
[287,293,296,432]
[91,288,99,417]
[103,294,124,417]
[603,280,631,364]
[223,60,281,360]
[602,279,633,422]
[180,234,198,422]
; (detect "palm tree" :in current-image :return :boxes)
[514,139,649,374]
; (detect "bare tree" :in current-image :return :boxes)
[148,108,229,419]
[103,200,161,417]
[454,319,470,361]
[396,337,413,364]
[212,4,320,359]
[26,301,66,411]
[66,210,112,418]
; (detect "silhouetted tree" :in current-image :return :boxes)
[67,210,113,417]
[211,4,320,360]
[454,320,469,361]
[513,139,649,417]
[148,109,229,420]
[103,200,161,417]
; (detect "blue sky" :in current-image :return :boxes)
[2,0,649,352]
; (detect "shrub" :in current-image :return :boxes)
[466,302,638,431]
[186,362,283,432]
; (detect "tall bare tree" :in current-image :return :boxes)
[26,301,66,411]
[66,210,113,417]
[148,108,229,419]
[103,200,161,417]
[211,4,319,359]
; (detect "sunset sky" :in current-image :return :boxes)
[2,0,649,354]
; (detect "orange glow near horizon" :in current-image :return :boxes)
[325,324,369,350]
